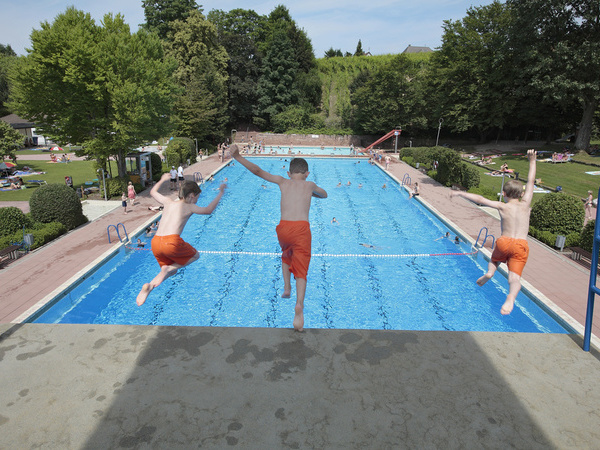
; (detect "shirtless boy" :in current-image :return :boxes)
[231,144,327,331]
[451,149,537,315]
[136,173,226,306]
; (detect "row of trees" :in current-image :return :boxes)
[322,0,599,150]
[2,0,599,180]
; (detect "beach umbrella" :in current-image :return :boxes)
[1,162,16,168]
[50,146,63,151]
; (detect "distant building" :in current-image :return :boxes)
[402,45,433,54]
[0,113,50,146]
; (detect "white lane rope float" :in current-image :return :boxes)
[126,246,478,258]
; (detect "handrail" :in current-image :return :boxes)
[107,223,128,244]
[401,173,412,187]
[475,226,495,249]
[194,172,203,184]
[583,187,600,351]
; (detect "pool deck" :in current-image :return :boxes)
[1,153,600,447]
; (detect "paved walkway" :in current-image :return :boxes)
[1,153,600,448]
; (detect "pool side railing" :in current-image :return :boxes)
[583,187,600,351]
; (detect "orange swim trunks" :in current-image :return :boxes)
[491,236,529,276]
[276,220,312,280]
[151,234,197,267]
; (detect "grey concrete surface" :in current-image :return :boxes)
[1,324,599,449]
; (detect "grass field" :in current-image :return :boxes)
[465,154,600,205]
[1,160,98,201]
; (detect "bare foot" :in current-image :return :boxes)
[501,297,515,315]
[136,283,152,306]
[293,305,304,332]
[281,290,291,299]
[477,273,492,286]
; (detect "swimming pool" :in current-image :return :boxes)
[243,146,356,156]
[29,158,570,333]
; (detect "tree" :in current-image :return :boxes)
[0,120,23,161]
[427,1,515,142]
[142,0,201,41]
[324,48,343,58]
[0,44,16,116]
[254,25,299,127]
[350,55,423,135]
[9,7,176,178]
[508,0,600,151]
[208,8,265,126]
[354,39,364,56]
[165,9,229,146]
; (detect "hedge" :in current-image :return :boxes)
[530,193,585,235]
[0,221,67,250]
[29,184,88,230]
[0,206,31,237]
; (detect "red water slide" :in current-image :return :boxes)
[362,129,402,153]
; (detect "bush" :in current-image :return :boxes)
[530,193,585,234]
[468,185,498,201]
[150,152,162,178]
[0,207,31,237]
[461,164,480,190]
[0,221,67,251]
[580,220,595,252]
[528,226,581,249]
[29,184,88,230]
[103,177,129,198]
[164,137,194,166]
[401,156,414,167]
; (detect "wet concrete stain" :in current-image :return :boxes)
[136,330,214,367]
[341,331,419,365]
[0,344,18,362]
[118,425,156,448]
[226,338,316,381]
[0,414,8,426]
[16,345,56,361]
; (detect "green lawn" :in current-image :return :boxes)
[1,160,98,201]
[466,154,600,204]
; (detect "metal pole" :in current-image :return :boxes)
[194,138,198,160]
[394,130,399,154]
[98,168,107,201]
[436,118,443,147]
[583,186,600,351]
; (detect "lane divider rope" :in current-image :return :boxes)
[126,246,477,258]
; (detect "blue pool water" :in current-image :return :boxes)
[30,158,569,333]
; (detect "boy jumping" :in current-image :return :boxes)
[136,173,226,306]
[231,144,327,331]
[451,149,537,315]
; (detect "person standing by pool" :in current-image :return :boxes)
[230,144,327,332]
[585,190,594,222]
[136,173,226,306]
[169,166,177,190]
[451,149,537,315]
[127,181,136,206]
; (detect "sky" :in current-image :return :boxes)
[0,0,492,58]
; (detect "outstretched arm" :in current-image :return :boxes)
[150,173,172,204]
[230,144,284,184]
[450,190,503,209]
[192,183,227,214]
[312,184,327,198]
[521,149,537,205]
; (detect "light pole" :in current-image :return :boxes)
[194,138,198,160]
[436,118,443,147]
[394,126,401,154]
[98,168,107,201]
[231,129,236,145]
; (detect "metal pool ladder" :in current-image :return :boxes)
[107,223,128,243]
[401,173,412,187]
[474,226,495,249]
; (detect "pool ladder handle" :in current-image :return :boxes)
[193,172,203,184]
[107,223,129,244]
[401,173,412,188]
[474,226,495,250]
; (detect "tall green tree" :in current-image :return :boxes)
[508,0,600,151]
[254,24,299,127]
[142,0,202,41]
[165,9,229,146]
[0,44,16,117]
[9,7,176,177]
[350,55,423,135]
[427,1,515,142]
[208,8,265,126]
[0,120,23,161]
[354,39,364,57]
